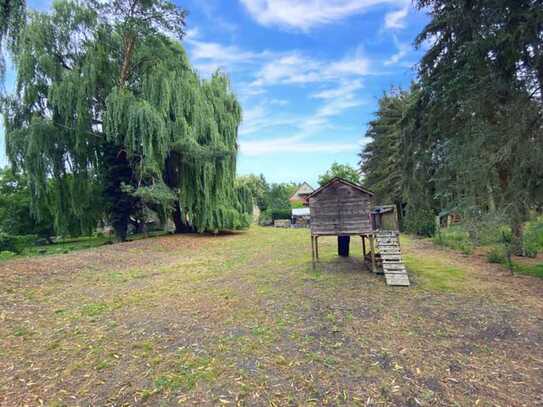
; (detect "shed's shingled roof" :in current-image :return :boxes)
[306,177,374,200]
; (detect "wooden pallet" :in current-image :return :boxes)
[375,231,410,286]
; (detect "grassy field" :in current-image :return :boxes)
[0,231,169,260]
[1,227,543,406]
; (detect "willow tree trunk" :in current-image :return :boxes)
[102,144,136,241]
[172,200,192,233]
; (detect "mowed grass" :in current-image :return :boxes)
[513,262,543,278]
[401,235,466,291]
[2,230,171,260]
[1,227,543,406]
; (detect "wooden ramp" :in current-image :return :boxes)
[375,231,410,286]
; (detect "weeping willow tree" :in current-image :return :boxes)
[0,0,26,88]
[3,0,251,240]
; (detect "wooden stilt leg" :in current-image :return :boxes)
[362,235,366,257]
[311,235,315,268]
[315,236,319,261]
[369,235,376,273]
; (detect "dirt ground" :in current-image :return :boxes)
[1,227,542,406]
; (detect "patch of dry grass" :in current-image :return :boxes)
[1,227,542,406]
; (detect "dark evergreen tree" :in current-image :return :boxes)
[414,0,543,252]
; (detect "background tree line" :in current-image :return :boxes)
[361,0,543,255]
[0,0,252,242]
[238,162,361,224]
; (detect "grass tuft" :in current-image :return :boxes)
[81,302,110,317]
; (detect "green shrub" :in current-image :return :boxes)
[259,208,291,225]
[0,250,17,260]
[270,209,291,220]
[0,233,17,252]
[523,216,543,258]
[403,207,435,236]
[487,246,506,264]
[433,226,474,254]
[0,233,37,254]
[258,210,272,226]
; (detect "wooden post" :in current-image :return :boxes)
[315,236,319,261]
[369,234,376,273]
[311,235,315,268]
[362,235,366,257]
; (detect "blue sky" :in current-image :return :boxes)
[0,0,429,186]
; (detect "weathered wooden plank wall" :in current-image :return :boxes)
[309,181,373,235]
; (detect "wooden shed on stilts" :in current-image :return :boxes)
[307,177,409,286]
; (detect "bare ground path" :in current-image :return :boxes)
[1,227,542,406]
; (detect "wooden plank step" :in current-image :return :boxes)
[383,263,406,270]
[385,274,409,281]
[383,263,406,269]
[379,249,401,254]
[385,272,408,278]
[384,269,407,275]
[385,275,410,286]
[381,254,402,260]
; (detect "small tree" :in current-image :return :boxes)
[318,162,361,186]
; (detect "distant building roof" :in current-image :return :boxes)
[289,182,314,202]
[292,207,310,216]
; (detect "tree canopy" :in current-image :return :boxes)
[2,0,251,240]
[318,162,361,186]
[360,0,543,246]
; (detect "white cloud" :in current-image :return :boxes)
[185,38,371,138]
[239,0,407,31]
[239,104,300,136]
[250,48,371,90]
[269,99,289,106]
[384,5,409,29]
[185,34,273,77]
[311,79,363,100]
[302,94,365,132]
[189,40,260,66]
[240,135,358,155]
[184,27,201,41]
[384,35,412,66]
